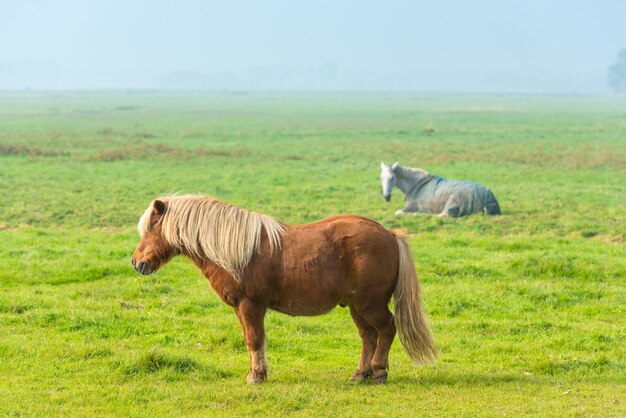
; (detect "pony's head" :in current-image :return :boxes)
[380,161,399,202]
[131,194,285,279]
[131,199,179,275]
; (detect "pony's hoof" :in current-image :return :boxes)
[395,210,405,216]
[371,370,388,384]
[246,370,266,384]
[350,370,372,383]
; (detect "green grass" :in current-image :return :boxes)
[1,92,625,416]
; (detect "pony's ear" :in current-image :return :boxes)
[381,161,387,169]
[153,200,166,216]
[391,162,399,170]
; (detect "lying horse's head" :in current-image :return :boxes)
[131,199,179,275]
[380,161,399,202]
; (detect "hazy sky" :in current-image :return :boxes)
[1,0,625,91]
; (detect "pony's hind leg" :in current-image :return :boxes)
[439,194,461,218]
[234,299,268,384]
[348,305,377,382]
[356,305,396,384]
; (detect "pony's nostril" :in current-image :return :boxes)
[131,257,136,267]
[138,261,149,275]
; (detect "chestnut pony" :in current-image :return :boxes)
[131,195,436,384]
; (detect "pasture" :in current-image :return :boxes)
[0,92,625,416]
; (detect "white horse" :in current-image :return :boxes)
[380,162,501,217]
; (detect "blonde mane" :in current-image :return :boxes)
[138,195,285,280]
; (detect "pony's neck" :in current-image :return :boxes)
[394,166,428,195]
[187,252,231,282]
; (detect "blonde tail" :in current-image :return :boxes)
[394,236,437,364]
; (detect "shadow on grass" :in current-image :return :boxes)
[264,370,538,388]
[122,348,234,380]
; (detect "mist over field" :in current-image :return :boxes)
[1,0,625,92]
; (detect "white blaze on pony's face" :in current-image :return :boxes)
[131,199,178,275]
[380,162,398,202]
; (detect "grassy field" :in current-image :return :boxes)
[1,92,625,416]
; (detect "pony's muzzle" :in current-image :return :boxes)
[131,257,153,275]
[383,194,391,202]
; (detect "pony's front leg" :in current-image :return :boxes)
[235,299,268,384]
[395,202,419,216]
